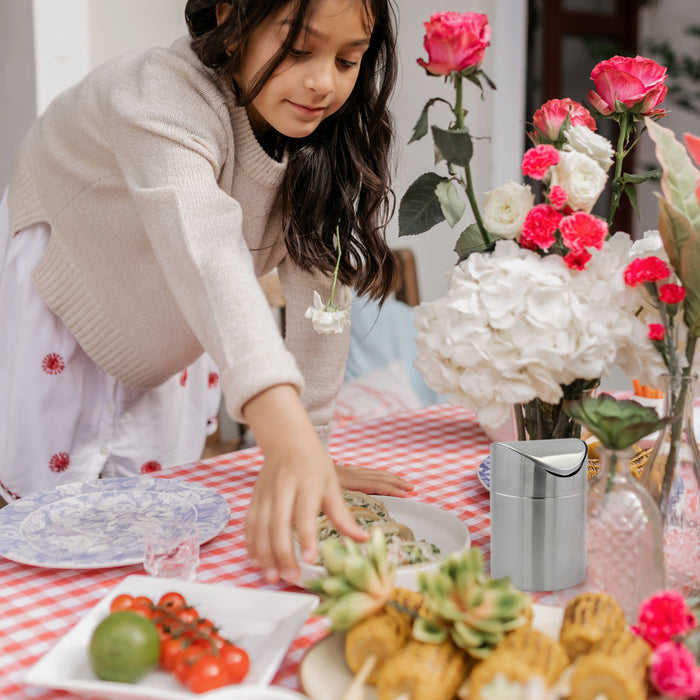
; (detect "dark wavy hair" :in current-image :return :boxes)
[185,0,399,300]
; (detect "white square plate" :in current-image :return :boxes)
[25,575,318,699]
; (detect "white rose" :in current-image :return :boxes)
[549,150,608,213]
[482,180,534,239]
[563,125,614,172]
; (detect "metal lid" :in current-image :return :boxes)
[489,438,588,498]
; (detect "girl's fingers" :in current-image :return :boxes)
[320,487,369,544]
[335,463,414,495]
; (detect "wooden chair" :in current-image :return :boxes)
[202,248,420,457]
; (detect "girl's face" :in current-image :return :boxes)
[226,0,372,139]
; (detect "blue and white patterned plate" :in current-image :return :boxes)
[0,477,230,569]
[478,456,491,491]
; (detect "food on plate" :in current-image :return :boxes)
[89,610,161,683]
[559,591,626,660]
[344,587,431,685]
[375,638,471,700]
[311,491,441,567]
[92,591,250,693]
[569,630,652,700]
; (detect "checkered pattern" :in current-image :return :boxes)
[1,404,499,698]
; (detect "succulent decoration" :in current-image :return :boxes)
[564,392,669,451]
[413,548,531,658]
[307,531,531,660]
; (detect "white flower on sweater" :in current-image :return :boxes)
[483,179,534,239]
[305,289,351,335]
[414,235,664,427]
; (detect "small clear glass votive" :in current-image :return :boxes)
[143,518,200,581]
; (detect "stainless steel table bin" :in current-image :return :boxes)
[489,438,588,591]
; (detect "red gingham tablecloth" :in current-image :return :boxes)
[0,404,500,699]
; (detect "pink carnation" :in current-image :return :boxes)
[649,642,700,698]
[548,185,568,209]
[659,283,686,305]
[564,249,592,270]
[648,323,665,341]
[624,256,671,286]
[521,145,560,180]
[530,98,597,145]
[633,590,697,647]
[520,204,563,251]
[559,212,608,252]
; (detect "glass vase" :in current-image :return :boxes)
[586,446,665,622]
[642,372,700,597]
[512,378,599,441]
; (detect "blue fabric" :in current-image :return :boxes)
[345,296,445,406]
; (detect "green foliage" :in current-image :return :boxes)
[398,172,448,237]
[454,223,494,260]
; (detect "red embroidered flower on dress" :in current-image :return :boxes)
[521,144,560,180]
[559,211,608,252]
[624,256,671,286]
[658,283,686,305]
[42,353,66,375]
[140,461,162,474]
[208,372,220,389]
[179,369,188,386]
[520,204,563,251]
[49,452,70,473]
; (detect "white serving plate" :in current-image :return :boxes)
[0,477,230,568]
[293,496,471,590]
[24,575,318,700]
[300,604,564,700]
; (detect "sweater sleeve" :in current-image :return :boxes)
[277,258,352,447]
[104,52,303,423]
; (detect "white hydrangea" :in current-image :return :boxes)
[563,124,615,172]
[483,180,534,239]
[414,236,664,427]
[548,150,608,213]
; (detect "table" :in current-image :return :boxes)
[0,404,509,698]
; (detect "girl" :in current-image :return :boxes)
[0,0,411,582]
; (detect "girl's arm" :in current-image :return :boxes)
[242,383,368,582]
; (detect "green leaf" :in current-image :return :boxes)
[408,97,452,144]
[435,180,466,228]
[680,236,700,336]
[431,125,473,168]
[645,117,700,230]
[398,172,447,237]
[620,168,662,185]
[454,223,492,261]
[624,184,640,220]
[657,195,695,274]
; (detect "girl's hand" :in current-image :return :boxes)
[334,463,413,496]
[242,385,367,583]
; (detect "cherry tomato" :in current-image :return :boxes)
[195,618,217,635]
[175,606,199,624]
[159,636,186,671]
[109,594,135,613]
[184,655,230,694]
[129,602,155,620]
[158,591,187,611]
[133,595,153,607]
[219,642,250,683]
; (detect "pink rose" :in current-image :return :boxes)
[521,145,560,180]
[520,204,562,251]
[588,55,668,117]
[530,98,597,144]
[417,12,490,77]
[559,211,608,252]
[650,642,700,698]
[633,590,697,647]
[624,256,671,286]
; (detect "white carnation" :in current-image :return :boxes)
[548,150,608,213]
[563,125,614,172]
[483,180,534,239]
[413,236,663,426]
[305,288,351,334]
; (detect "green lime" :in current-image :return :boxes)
[88,611,161,683]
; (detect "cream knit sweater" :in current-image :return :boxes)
[8,36,350,444]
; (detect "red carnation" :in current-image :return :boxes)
[520,204,563,251]
[624,256,671,286]
[521,145,560,180]
[658,283,686,304]
[549,185,567,209]
[564,249,592,270]
[648,323,665,341]
[559,211,608,252]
